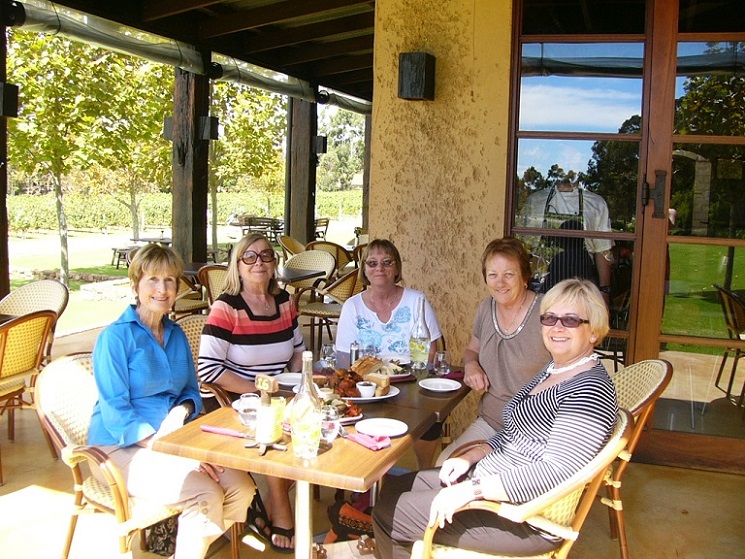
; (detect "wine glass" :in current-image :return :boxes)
[320,405,340,445]
[434,351,450,376]
[321,342,336,370]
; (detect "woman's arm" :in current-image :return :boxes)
[463,335,489,390]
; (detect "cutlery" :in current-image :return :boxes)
[201,425,252,438]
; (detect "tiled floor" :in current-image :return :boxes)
[0,328,742,558]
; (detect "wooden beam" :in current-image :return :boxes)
[321,68,372,86]
[288,99,317,244]
[142,0,223,22]
[199,0,371,39]
[309,52,373,77]
[171,68,210,264]
[0,8,8,298]
[241,12,374,53]
[276,35,373,66]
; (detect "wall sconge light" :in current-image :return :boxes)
[398,52,435,101]
[313,135,328,154]
[0,82,19,117]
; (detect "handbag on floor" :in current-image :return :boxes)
[324,498,374,544]
[146,515,178,556]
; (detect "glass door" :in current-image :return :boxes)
[510,0,745,471]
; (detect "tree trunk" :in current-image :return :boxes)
[53,172,69,287]
[130,185,140,241]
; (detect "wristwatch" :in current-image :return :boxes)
[471,477,484,500]
[599,286,612,294]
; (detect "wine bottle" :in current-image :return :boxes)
[290,351,322,459]
[409,295,430,377]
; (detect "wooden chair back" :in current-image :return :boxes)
[314,217,330,240]
[278,235,306,261]
[283,250,337,291]
[306,240,354,275]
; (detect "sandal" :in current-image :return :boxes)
[270,525,295,554]
[243,491,272,549]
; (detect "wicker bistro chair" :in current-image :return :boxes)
[282,250,337,294]
[36,353,243,559]
[306,240,355,278]
[169,275,208,319]
[712,284,745,404]
[0,279,69,367]
[603,359,673,559]
[174,314,232,408]
[295,269,359,356]
[278,235,306,263]
[197,264,229,307]
[0,310,57,484]
[410,409,633,559]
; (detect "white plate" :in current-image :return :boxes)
[418,378,462,392]
[343,385,400,403]
[275,372,302,387]
[340,413,363,425]
[355,418,408,438]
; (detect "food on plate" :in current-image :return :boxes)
[329,398,362,419]
[312,374,329,388]
[363,372,391,397]
[350,355,385,376]
[328,368,363,398]
[380,360,404,376]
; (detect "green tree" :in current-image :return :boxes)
[83,56,172,239]
[317,108,364,191]
[7,31,112,285]
[209,82,286,247]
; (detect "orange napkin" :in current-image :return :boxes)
[347,432,391,450]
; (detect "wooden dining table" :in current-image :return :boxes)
[153,376,470,559]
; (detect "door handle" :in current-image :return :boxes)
[643,170,667,219]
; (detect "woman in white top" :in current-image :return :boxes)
[335,239,442,367]
[335,238,443,467]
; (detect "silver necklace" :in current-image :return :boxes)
[245,292,270,312]
[492,293,537,340]
[498,291,528,333]
[547,353,599,375]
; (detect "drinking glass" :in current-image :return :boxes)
[235,393,260,437]
[320,405,341,445]
[361,343,376,358]
[321,342,336,369]
[434,350,450,376]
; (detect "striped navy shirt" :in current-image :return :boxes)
[473,362,618,503]
[197,289,304,394]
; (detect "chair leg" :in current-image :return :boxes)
[63,493,85,559]
[230,522,241,559]
[726,350,742,400]
[615,505,630,559]
[0,443,4,486]
[714,350,729,391]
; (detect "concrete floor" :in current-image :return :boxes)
[0,328,742,558]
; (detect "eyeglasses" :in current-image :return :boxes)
[539,313,590,328]
[365,259,395,268]
[241,249,276,265]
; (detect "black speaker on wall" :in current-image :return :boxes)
[0,82,19,117]
[398,52,435,101]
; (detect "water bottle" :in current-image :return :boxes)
[409,295,430,378]
[290,351,322,459]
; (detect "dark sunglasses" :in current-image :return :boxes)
[365,258,395,268]
[241,249,276,265]
[539,313,590,328]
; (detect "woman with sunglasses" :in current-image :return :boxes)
[335,238,443,467]
[198,233,304,554]
[436,238,550,464]
[372,278,618,559]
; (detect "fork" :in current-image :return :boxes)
[337,423,349,438]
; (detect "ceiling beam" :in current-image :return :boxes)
[275,35,373,66]
[199,0,371,39]
[241,12,374,52]
[309,52,373,77]
[142,0,223,22]
[323,68,372,86]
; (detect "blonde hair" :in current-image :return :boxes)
[224,233,280,296]
[129,244,183,286]
[540,278,610,343]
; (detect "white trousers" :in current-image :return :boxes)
[98,445,255,559]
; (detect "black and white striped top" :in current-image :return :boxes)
[473,362,618,504]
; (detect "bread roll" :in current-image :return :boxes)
[312,374,328,388]
[363,371,391,397]
[350,355,384,376]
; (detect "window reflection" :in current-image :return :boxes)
[675,42,745,136]
[514,138,639,233]
[670,143,745,238]
[520,43,644,133]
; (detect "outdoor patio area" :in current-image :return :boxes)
[0,327,742,559]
